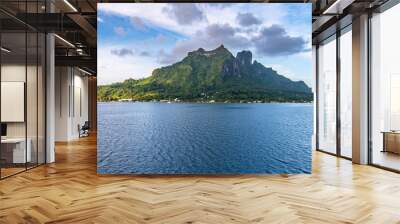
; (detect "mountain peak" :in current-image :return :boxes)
[211,44,229,53]
[188,45,232,58]
[217,44,225,50]
[236,50,252,66]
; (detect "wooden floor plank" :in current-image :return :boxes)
[0,134,400,223]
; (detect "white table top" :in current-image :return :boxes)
[381,131,400,134]
[1,138,28,143]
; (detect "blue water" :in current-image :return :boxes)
[97,102,313,174]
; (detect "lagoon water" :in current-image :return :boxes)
[97,102,313,174]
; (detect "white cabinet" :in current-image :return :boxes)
[1,138,32,163]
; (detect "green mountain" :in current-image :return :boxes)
[98,45,312,102]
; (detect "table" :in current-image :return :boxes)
[381,131,400,154]
[1,138,31,163]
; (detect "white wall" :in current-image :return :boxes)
[1,65,39,138]
[55,67,89,141]
[55,66,70,141]
[70,72,89,138]
[1,63,46,164]
[1,65,26,140]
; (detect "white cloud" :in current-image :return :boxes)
[98,3,198,35]
[98,3,293,36]
[163,4,206,25]
[264,63,311,87]
[98,45,158,85]
[98,3,311,85]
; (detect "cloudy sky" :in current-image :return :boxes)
[98,3,312,86]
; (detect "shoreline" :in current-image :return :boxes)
[97,101,313,104]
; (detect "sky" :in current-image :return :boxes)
[98,3,312,86]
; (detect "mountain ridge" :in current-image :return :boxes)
[98,45,312,102]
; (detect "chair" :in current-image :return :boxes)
[79,121,90,138]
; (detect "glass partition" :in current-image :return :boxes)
[0,1,46,179]
[1,30,28,177]
[370,3,400,171]
[317,35,337,154]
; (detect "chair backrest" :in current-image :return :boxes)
[82,121,90,129]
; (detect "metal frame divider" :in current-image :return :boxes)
[36,0,39,168]
[336,24,341,157]
[25,0,28,172]
[367,10,373,166]
[315,45,320,151]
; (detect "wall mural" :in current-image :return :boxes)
[97,3,313,174]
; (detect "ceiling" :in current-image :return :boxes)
[311,0,390,44]
[1,0,395,74]
[0,0,97,75]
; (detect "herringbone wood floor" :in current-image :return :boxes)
[1,134,400,224]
